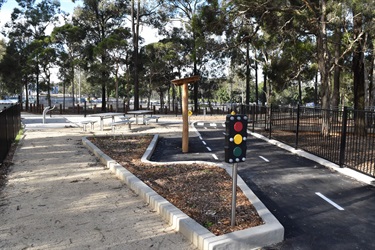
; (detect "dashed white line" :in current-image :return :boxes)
[202,141,207,145]
[212,154,218,160]
[197,122,204,126]
[259,156,270,162]
[206,147,212,152]
[315,192,344,211]
[210,123,217,127]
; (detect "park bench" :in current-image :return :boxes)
[81,119,97,131]
[111,117,134,132]
[144,115,160,125]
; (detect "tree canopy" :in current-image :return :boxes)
[0,0,374,125]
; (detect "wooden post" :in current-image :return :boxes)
[182,82,189,152]
[171,75,200,153]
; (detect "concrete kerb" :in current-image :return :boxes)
[249,132,375,186]
[82,135,284,250]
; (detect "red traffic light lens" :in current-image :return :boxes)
[234,121,243,132]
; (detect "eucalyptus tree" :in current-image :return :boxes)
[143,40,177,109]
[0,35,35,108]
[349,1,375,135]
[95,27,132,111]
[51,23,85,110]
[0,40,24,98]
[158,0,212,114]
[5,0,61,107]
[35,36,57,107]
[129,0,165,110]
[74,0,129,111]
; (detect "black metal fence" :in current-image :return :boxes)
[0,104,21,164]
[245,104,375,178]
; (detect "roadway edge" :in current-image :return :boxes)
[82,135,284,250]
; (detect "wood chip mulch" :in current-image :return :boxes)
[89,135,263,236]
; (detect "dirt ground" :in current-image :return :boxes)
[0,127,196,250]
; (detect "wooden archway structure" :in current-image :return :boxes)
[171,75,200,153]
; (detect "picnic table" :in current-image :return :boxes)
[88,112,125,131]
[127,110,155,125]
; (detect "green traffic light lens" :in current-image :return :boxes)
[233,146,242,157]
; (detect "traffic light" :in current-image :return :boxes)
[225,114,248,163]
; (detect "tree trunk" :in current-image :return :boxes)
[193,35,198,115]
[352,11,366,135]
[71,65,75,112]
[246,40,250,107]
[317,0,331,136]
[332,23,342,110]
[132,0,140,110]
[370,38,375,107]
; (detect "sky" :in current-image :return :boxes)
[0,0,160,43]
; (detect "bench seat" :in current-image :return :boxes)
[81,120,97,131]
[111,120,134,132]
[144,116,160,125]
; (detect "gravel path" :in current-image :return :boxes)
[0,126,196,250]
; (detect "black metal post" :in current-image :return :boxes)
[269,105,272,139]
[295,105,300,149]
[339,107,348,167]
[84,100,87,117]
[231,163,238,227]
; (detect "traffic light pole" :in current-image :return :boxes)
[231,162,238,227]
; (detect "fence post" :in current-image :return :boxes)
[295,105,300,149]
[251,105,255,132]
[269,105,272,139]
[84,101,87,117]
[339,107,348,167]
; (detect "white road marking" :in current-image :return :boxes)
[210,123,217,127]
[315,192,344,211]
[212,154,218,160]
[202,141,207,145]
[197,122,204,126]
[259,156,270,162]
[204,127,208,129]
[199,136,203,140]
[222,123,225,127]
[206,147,212,152]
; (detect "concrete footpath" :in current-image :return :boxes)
[0,114,197,250]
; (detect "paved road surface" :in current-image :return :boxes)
[154,121,375,250]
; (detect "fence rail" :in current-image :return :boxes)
[245,104,375,178]
[0,104,21,164]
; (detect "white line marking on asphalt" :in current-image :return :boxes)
[204,127,208,129]
[222,132,226,135]
[212,154,218,160]
[315,192,344,211]
[210,123,216,127]
[222,123,225,127]
[197,122,204,126]
[259,156,270,162]
[206,147,212,152]
[202,141,207,145]
[199,136,203,140]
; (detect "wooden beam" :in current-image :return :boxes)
[171,75,200,153]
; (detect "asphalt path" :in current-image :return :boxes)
[154,121,375,250]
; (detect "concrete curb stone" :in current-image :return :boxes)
[82,134,284,250]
